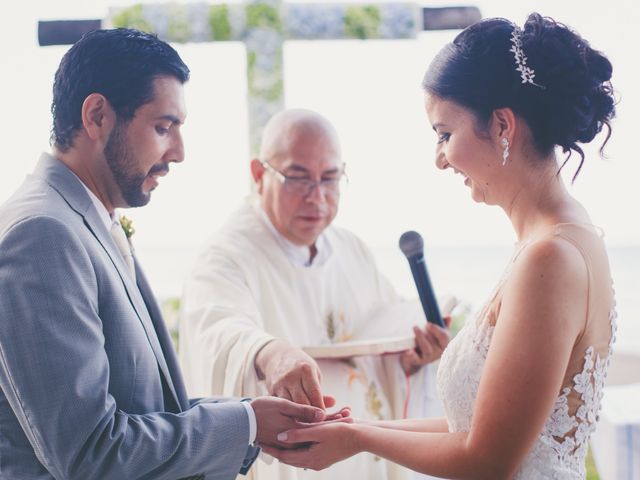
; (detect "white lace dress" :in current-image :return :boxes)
[436,225,616,479]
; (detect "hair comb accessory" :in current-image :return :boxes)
[509,26,546,90]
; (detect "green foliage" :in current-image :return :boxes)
[449,301,472,337]
[586,447,600,480]
[161,297,181,350]
[245,3,282,32]
[344,5,381,39]
[112,4,154,33]
[246,51,284,101]
[246,50,257,75]
[209,4,232,41]
[163,297,181,313]
[262,77,284,101]
[119,215,135,239]
[166,5,191,43]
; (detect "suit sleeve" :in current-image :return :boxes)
[0,215,252,480]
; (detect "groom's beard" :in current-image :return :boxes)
[104,120,150,208]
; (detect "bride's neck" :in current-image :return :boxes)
[504,163,578,242]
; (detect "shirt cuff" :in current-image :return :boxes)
[241,400,257,445]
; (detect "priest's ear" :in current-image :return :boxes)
[250,158,265,193]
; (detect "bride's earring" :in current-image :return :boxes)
[501,138,510,166]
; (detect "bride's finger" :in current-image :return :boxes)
[261,444,311,469]
[326,406,351,418]
[322,416,353,425]
[295,415,352,428]
[277,426,322,443]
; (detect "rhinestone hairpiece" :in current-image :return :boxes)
[509,26,545,90]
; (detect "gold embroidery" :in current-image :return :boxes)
[326,311,336,341]
[326,310,354,343]
[347,368,363,387]
[366,381,384,420]
[336,311,353,342]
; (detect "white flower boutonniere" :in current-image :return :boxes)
[120,215,135,240]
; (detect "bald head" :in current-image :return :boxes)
[252,109,344,248]
[259,109,341,165]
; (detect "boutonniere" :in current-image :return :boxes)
[120,215,135,239]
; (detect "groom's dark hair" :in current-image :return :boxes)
[51,28,190,151]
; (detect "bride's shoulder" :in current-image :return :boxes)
[516,234,588,278]
[501,236,589,331]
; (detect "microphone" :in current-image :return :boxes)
[399,231,445,328]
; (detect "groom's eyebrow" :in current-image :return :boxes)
[156,114,183,125]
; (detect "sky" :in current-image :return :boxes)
[0,0,638,255]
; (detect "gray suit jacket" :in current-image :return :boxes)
[0,154,258,479]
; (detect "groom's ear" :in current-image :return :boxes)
[81,93,116,144]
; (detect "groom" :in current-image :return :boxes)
[0,28,325,479]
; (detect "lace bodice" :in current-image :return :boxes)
[436,224,616,479]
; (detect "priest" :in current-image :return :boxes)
[179,109,450,480]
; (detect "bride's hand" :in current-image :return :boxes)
[294,409,353,429]
[310,395,351,422]
[323,406,351,422]
[260,422,360,471]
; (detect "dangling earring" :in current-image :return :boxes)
[501,138,510,166]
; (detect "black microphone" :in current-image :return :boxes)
[399,231,445,328]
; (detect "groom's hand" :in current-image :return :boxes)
[251,396,325,448]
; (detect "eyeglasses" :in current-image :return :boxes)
[261,161,348,198]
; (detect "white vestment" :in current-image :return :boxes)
[179,198,441,480]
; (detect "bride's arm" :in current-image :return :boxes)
[359,417,449,433]
[264,238,588,479]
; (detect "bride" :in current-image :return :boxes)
[262,13,617,479]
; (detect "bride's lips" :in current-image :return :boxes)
[452,168,469,186]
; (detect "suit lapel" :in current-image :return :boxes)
[135,262,189,411]
[35,154,183,410]
[90,215,183,411]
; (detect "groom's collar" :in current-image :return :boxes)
[33,152,95,220]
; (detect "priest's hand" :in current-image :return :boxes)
[400,316,451,376]
[255,339,327,409]
[251,396,325,448]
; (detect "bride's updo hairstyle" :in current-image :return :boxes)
[422,13,615,179]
